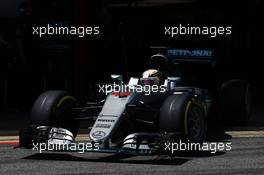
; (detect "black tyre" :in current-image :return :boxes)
[220,80,251,125]
[31,90,79,137]
[159,94,206,143]
[19,126,35,148]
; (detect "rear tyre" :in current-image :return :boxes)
[159,94,206,143]
[220,80,251,125]
[31,90,79,137]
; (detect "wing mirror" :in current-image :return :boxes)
[167,77,181,90]
[111,74,123,84]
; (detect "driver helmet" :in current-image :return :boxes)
[141,69,162,85]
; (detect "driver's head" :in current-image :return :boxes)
[141,69,162,85]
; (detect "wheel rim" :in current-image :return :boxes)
[188,106,204,141]
[53,97,79,136]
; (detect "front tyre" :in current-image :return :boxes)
[159,94,206,143]
[31,90,79,137]
[184,100,206,143]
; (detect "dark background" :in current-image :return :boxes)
[0,0,263,112]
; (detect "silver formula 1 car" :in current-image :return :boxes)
[19,47,251,155]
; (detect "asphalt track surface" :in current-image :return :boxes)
[1,105,264,175]
[0,136,263,175]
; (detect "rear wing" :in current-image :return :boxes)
[150,47,215,65]
[167,49,213,64]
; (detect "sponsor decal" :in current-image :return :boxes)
[167,49,213,58]
[92,131,106,139]
[95,124,111,128]
[97,119,115,123]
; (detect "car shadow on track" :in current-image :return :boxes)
[22,149,226,166]
[22,153,189,165]
[21,120,230,166]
